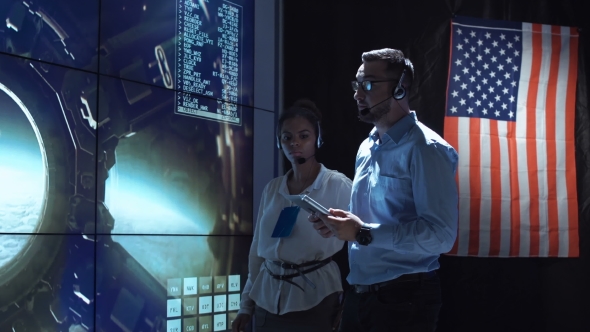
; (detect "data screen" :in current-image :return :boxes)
[99,0,254,125]
[175,1,246,124]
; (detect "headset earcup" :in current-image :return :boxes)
[316,122,323,148]
[392,66,408,100]
[393,86,406,100]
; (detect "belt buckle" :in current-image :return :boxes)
[278,261,293,269]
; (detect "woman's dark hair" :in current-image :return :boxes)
[277,98,323,143]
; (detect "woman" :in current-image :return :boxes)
[232,99,352,332]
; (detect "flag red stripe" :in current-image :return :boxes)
[489,121,502,256]
[566,27,579,257]
[508,120,520,256]
[468,118,481,255]
[444,116,460,255]
[546,25,561,256]
[525,23,543,256]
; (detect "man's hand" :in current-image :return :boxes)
[310,209,363,241]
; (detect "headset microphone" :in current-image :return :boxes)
[297,154,315,164]
[359,96,392,116]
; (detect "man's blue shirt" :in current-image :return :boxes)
[348,111,459,285]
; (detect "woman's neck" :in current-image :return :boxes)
[288,161,321,194]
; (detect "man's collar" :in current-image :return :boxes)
[370,111,417,144]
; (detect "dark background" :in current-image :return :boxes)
[283,0,590,331]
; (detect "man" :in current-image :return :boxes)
[310,48,459,332]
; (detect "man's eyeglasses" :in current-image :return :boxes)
[351,79,397,92]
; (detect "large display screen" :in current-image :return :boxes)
[0,0,258,331]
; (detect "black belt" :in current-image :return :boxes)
[352,271,437,293]
[264,257,332,292]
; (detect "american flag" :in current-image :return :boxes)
[444,16,579,257]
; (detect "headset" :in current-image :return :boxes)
[392,58,412,101]
[276,109,323,150]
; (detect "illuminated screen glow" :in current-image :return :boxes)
[0,83,47,269]
[0,0,261,331]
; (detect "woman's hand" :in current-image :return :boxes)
[231,313,251,332]
[308,213,334,237]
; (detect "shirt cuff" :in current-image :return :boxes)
[237,307,253,316]
[365,223,407,253]
[365,223,391,249]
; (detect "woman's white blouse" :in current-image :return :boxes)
[238,164,352,315]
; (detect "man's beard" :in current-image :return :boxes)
[358,101,390,124]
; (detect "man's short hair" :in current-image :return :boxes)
[361,48,414,92]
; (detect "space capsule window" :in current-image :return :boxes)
[0,83,48,269]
